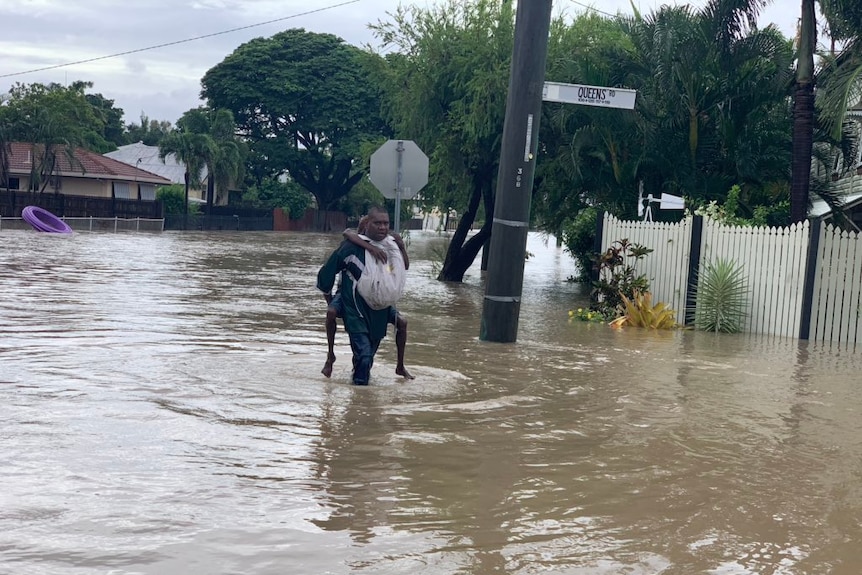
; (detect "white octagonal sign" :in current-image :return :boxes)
[370,139,429,199]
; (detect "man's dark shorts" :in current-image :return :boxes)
[329,293,398,324]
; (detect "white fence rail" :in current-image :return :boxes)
[0,216,164,232]
[599,214,862,348]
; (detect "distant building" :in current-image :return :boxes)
[811,105,862,230]
[2,141,171,199]
[105,142,209,204]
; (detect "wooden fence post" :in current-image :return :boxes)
[683,215,704,325]
[799,218,821,340]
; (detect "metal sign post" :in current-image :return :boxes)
[395,141,404,232]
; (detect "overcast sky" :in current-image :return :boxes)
[0,0,801,127]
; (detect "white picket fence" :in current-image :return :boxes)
[600,213,862,348]
[810,225,862,346]
[700,218,809,338]
[600,214,692,324]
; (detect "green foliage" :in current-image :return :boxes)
[610,291,677,329]
[0,81,125,153]
[0,81,128,191]
[561,207,599,282]
[84,91,126,148]
[369,0,514,280]
[157,185,187,215]
[568,307,610,323]
[158,107,245,213]
[201,29,384,211]
[619,4,795,209]
[591,239,652,317]
[243,178,311,219]
[178,107,245,208]
[691,184,791,227]
[536,13,642,230]
[691,258,748,333]
[125,114,173,147]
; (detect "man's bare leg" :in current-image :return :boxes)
[394,315,414,379]
[322,307,338,377]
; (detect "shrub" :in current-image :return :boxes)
[590,238,652,317]
[562,207,599,282]
[609,291,677,329]
[243,178,311,219]
[157,184,186,216]
[691,258,748,333]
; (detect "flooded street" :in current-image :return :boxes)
[1,229,861,575]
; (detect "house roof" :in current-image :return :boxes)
[104,141,208,185]
[810,191,862,218]
[5,142,172,185]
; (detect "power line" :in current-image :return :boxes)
[567,0,623,19]
[0,0,361,79]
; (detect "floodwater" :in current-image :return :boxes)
[1,229,861,575]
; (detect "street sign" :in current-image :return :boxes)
[542,81,637,110]
[370,139,429,231]
[370,139,429,200]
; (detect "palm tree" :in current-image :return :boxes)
[788,0,862,223]
[791,0,818,223]
[201,109,244,215]
[159,130,207,228]
[169,108,245,218]
[614,0,792,206]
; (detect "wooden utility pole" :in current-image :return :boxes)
[480,0,553,343]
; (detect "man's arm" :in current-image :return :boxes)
[316,249,342,296]
[390,232,409,270]
[343,228,387,263]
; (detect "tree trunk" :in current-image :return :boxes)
[790,0,816,223]
[437,170,495,282]
[206,173,214,217]
[183,171,190,230]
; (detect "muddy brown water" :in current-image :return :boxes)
[1,230,860,575]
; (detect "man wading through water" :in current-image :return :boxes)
[316,207,411,385]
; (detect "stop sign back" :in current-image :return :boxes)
[369,140,429,199]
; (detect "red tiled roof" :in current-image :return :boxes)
[5,142,172,185]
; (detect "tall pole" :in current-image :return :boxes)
[480,0,553,343]
[394,140,404,232]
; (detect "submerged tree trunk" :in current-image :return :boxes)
[790,0,816,223]
[437,169,495,282]
[206,174,214,217]
[183,171,190,230]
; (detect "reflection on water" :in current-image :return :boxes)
[1,230,861,574]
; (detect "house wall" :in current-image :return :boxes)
[13,175,167,199]
[59,178,112,198]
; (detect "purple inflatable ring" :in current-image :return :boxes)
[22,206,73,234]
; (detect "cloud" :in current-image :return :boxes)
[0,0,801,125]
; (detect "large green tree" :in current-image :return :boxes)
[0,81,119,191]
[200,28,385,210]
[371,0,515,282]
